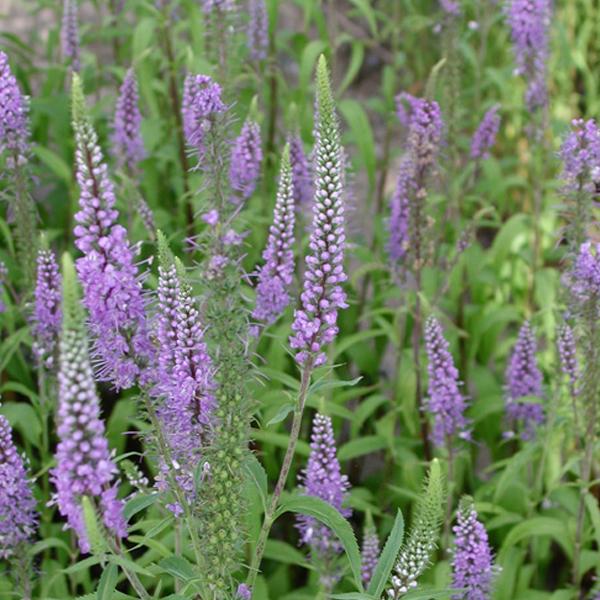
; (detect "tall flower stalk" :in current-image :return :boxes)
[61,0,80,72]
[567,241,600,588]
[451,498,495,600]
[425,316,469,546]
[504,321,544,439]
[390,93,444,460]
[248,55,348,590]
[112,68,156,239]
[154,247,216,515]
[296,413,351,592]
[0,412,38,598]
[182,71,254,594]
[0,51,38,287]
[360,518,380,587]
[51,253,127,553]
[252,143,295,328]
[229,112,263,202]
[32,244,62,370]
[71,74,153,390]
[385,459,444,598]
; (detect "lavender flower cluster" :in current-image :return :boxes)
[72,75,153,389]
[289,57,348,367]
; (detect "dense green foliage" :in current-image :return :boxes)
[1,0,600,599]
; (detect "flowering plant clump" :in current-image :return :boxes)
[1,2,600,598]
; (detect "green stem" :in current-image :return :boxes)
[141,393,207,581]
[109,539,151,600]
[246,360,314,590]
[443,438,455,550]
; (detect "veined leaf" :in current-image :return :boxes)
[367,509,404,598]
[275,494,363,591]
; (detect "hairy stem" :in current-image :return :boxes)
[247,360,314,590]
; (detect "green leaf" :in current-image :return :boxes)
[96,564,118,600]
[62,556,102,575]
[367,509,405,598]
[158,556,197,582]
[109,554,155,578]
[403,590,453,600]
[33,145,72,184]
[243,453,269,510]
[338,41,365,94]
[331,594,375,600]
[347,0,377,35]
[499,517,573,561]
[266,403,295,426]
[338,435,388,461]
[299,40,327,94]
[275,495,363,591]
[584,493,600,567]
[264,540,311,568]
[123,493,159,522]
[309,376,363,395]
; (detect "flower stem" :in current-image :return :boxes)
[247,359,314,590]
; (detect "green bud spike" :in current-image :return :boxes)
[385,459,445,598]
[156,230,174,270]
[38,231,49,251]
[316,54,336,127]
[248,95,260,122]
[174,256,187,281]
[61,252,84,331]
[81,496,108,556]
[280,142,291,171]
[71,72,87,126]
[457,494,474,515]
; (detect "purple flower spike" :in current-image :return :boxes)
[470,105,501,160]
[33,247,62,368]
[0,51,30,164]
[154,241,215,508]
[289,56,348,368]
[505,0,551,111]
[424,317,469,447]
[247,0,268,61]
[451,500,495,600]
[182,74,226,159]
[230,118,263,200]
[570,241,600,299]
[406,98,444,170]
[155,253,180,393]
[61,0,81,72]
[113,69,145,172]
[559,119,600,192]
[252,145,295,326]
[52,254,126,553]
[387,158,413,261]
[236,583,252,600]
[0,414,38,558]
[201,0,234,12]
[505,321,544,438]
[71,75,153,389]
[296,413,350,583]
[361,524,380,586]
[439,0,460,16]
[557,323,579,393]
[288,133,313,206]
